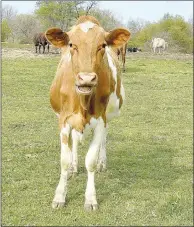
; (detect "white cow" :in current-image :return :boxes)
[151,38,168,54]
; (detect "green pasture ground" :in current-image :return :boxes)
[2,53,193,226]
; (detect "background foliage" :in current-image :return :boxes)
[1,2,193,52]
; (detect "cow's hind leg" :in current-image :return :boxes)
[97,128,107,172]
[122,54,125,72]
[43,45,45,54]
[84,118,105,211]
[39,44,41,54]
[52,124,72,208]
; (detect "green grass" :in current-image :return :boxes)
[2,54,193,226]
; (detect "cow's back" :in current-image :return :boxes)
[33,33,48,45]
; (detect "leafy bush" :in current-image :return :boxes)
[129,14,193,53]
[1,19,12,42]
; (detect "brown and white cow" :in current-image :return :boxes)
[45,15,130,211]
[117,43,127,72]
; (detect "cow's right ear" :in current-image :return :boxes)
[45,28,69,48]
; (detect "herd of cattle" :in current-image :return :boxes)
[33,32,168,74]
[33,16,169,210]
[33,32,168,73]
[33,32,168,55]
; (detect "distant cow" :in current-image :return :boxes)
[127,47,142,52]
[45,15,130,210]
[33,33,50,54]
[117,43,127,72]
[151,38,167,54]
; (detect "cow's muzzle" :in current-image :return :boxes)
[75,72,98,95]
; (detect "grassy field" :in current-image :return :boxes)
[2,50,193,226]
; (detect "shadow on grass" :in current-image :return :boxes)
[96,141,191,205]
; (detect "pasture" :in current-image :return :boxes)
[2,47,193,226]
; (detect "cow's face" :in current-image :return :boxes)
[45,17,130,96]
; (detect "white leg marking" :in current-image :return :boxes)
[52,124,72,208]
[97,127,107,172]
[84,117,105,210]
[71,129,83,173]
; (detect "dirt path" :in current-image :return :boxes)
[2,47,193,61]
[2,47,60,59]
[126,51,193,61]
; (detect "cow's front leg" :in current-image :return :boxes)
[52,124,72,209]
[97,128,107,172]
[84,118,105,211]
[71,129,81,175]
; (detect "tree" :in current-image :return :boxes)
[188,16,193,36]
[1,19,12,42]
[35,1,98,30]
[2,4,17,41]
[89,8,124,31]
[10,14,42,43]
[126,18,149,37]
[2,4,17,21]
[131,13,193,53]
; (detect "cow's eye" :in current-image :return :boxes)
[102,43,107,48]
[69,43,73,47]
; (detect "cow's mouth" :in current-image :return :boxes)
[76,85,93,95]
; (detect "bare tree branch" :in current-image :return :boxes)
[85,1,97,15]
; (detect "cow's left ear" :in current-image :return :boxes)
[105,28,130,47]
[45,28,69,48]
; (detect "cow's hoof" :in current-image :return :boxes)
[84,203,99,211]
[52,201,65,209]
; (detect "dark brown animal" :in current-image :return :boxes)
[33,33,50,54]
[45,15,130,210]
[117,43,127,72]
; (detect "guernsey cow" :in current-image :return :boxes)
[117,43,127,72]
[45,15,130,210]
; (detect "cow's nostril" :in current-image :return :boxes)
[91,76,96,82]
[78,74,84,80]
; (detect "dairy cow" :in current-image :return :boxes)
[45,15,130,210]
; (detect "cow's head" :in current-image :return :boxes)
[45,16,130,96]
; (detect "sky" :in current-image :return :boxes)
[2,1,193,24]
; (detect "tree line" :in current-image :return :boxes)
[2,2,193,53]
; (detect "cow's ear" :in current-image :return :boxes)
[105,28,130,48]
[45,28,69,48]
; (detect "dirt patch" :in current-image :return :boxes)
[2,47,193,61]
[2,47,60,59]
[126,51,193,61]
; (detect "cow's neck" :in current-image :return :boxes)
[79,94,94,117]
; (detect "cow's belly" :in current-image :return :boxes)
[106,83,125,121]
